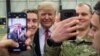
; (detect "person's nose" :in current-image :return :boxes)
[45,14,49,19]
[29,20,34,27]
[77,14,83,20]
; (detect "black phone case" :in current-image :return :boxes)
[60,9,76,40]
[60,9,76,21]
[7,12,27,52]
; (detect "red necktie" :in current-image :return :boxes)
[45,29,49,41]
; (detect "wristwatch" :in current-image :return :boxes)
[47,37,62,47]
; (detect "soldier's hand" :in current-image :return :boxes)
[51,17,80,43]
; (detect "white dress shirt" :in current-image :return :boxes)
[39,25,53,56]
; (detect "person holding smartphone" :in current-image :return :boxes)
[20,9,39,56]
[44,3,97,56]
[0,9,38,56]
[0,8,79,56]
[33,1,57,56]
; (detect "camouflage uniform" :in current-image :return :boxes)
[44,36,98,56]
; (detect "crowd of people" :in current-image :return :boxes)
[0,0,100,56]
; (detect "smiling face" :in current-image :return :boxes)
[27,12,38,34]
[38,2,56,29]
[89,13,100,52]
[38,9,55,28]
[75,4,92,30]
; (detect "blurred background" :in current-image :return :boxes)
[0,0,99,40]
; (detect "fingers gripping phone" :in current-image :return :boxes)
[60,9,76,40]
[7,12,27,52]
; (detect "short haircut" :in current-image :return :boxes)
[94,1,100,15]
[26,9,38,14]
[37,1,56,13]
[77,3,92,14]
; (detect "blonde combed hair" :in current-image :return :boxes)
[37,1,57,13]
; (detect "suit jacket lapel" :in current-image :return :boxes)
[34,29,41,56]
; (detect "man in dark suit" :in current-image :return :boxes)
[0,10,82,56]
[34,1,57,56]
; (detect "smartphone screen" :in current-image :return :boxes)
[60,9,76,40]
[7,12,27,52]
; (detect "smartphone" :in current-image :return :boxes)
[7,12,27,52]
[60,9,76,21]
[60,9,76,40]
